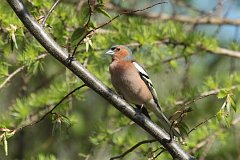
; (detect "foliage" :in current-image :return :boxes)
[0,0,240,159]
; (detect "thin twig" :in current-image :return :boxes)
[0,54,48,90]
[153,148,166,159]
[190,134,216,154]
[72,0,93,56]
[73,37,240,61]
[199,135,215,160]
[188,102,240,137]
[161,55,185,64]
[175,85,238,106]
[172,0,206,15]
[106,2,240,25]
[41,0,61,26]
[14,84,86,133]
[36,84,86,124]
[76,0,85,11]
[188,115,217,135]
[71,1,167,57]
[85,0,93,27]
[110,139,157,160]
[190,116,240,154]
[125,40,240,68]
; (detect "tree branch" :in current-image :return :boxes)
[110,139,157,160]
[188,115,217,135]
[71,1,167,56]
[125,40,240,61]
[6,0,194,159]
[190,116,240,154]
[175,85,238,106]
[41,0,61,26]
[106,3,240,26]
[15,84,86,133]
[0,53,47,90]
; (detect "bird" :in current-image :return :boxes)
[105,45,181,137]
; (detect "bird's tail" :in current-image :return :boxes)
[154,109,181,138]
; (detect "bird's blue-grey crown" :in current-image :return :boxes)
[105,45,133,61]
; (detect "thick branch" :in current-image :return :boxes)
[6,0,194,159]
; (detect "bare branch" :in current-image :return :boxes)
[209,47,240,59]
[41,0,61,26]
[190,134,216,154]
[106,2,240,26]
[159,39,240,59]
[188,115,217,135]
[175,85,238,106]
[72,0,93,56]
[73,38,240,61]
[199,136,215,160]
[6,0,194,159]
[154,148,167,159]
[76,0,85,11]
[0,53,48,90]
[0,84,86,152]
[126,40,240,62]
[110,139,157,160]
[14,84,86,133]
[71,1,167,56]
[190,116,240,154]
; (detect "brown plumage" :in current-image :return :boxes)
[106,45,181,137]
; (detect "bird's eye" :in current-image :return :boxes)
[115,48,120,52]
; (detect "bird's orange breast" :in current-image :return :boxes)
[109,61,152,105]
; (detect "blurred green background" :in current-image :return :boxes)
[0,0,240,159]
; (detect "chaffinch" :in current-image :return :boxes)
[106,45,181,137]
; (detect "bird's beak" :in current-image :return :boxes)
[105,49,114,55]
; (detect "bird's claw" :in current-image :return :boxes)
[140,104,144,111]
[66,54,75,64]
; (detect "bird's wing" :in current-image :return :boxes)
[132,62,161,109]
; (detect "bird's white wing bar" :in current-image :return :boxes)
[132,62,161,109]
[133,62,148,76]
[132,61,154,87]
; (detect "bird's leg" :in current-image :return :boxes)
[168,122,174,142]
[140,104,144,112]
[66,54,76,64]
[163,134,172,143]
[135,104,151,119]
[162,121,175,143]
[166,120,179,143]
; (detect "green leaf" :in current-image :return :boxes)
[169,60,177,69]
[70,27,88,45]
[52,116,62,136]
[204,76,218,89]
[6,24,18,50]
[3,132,8,156]
[97,0,103,4]
[96,7,111,19]
[217,89,228,99]
[0,62,10,78]
[216,110,224,122]
[84,37,93,52]
[228,95,236,112]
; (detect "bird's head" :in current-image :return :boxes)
[105,45,133,61]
